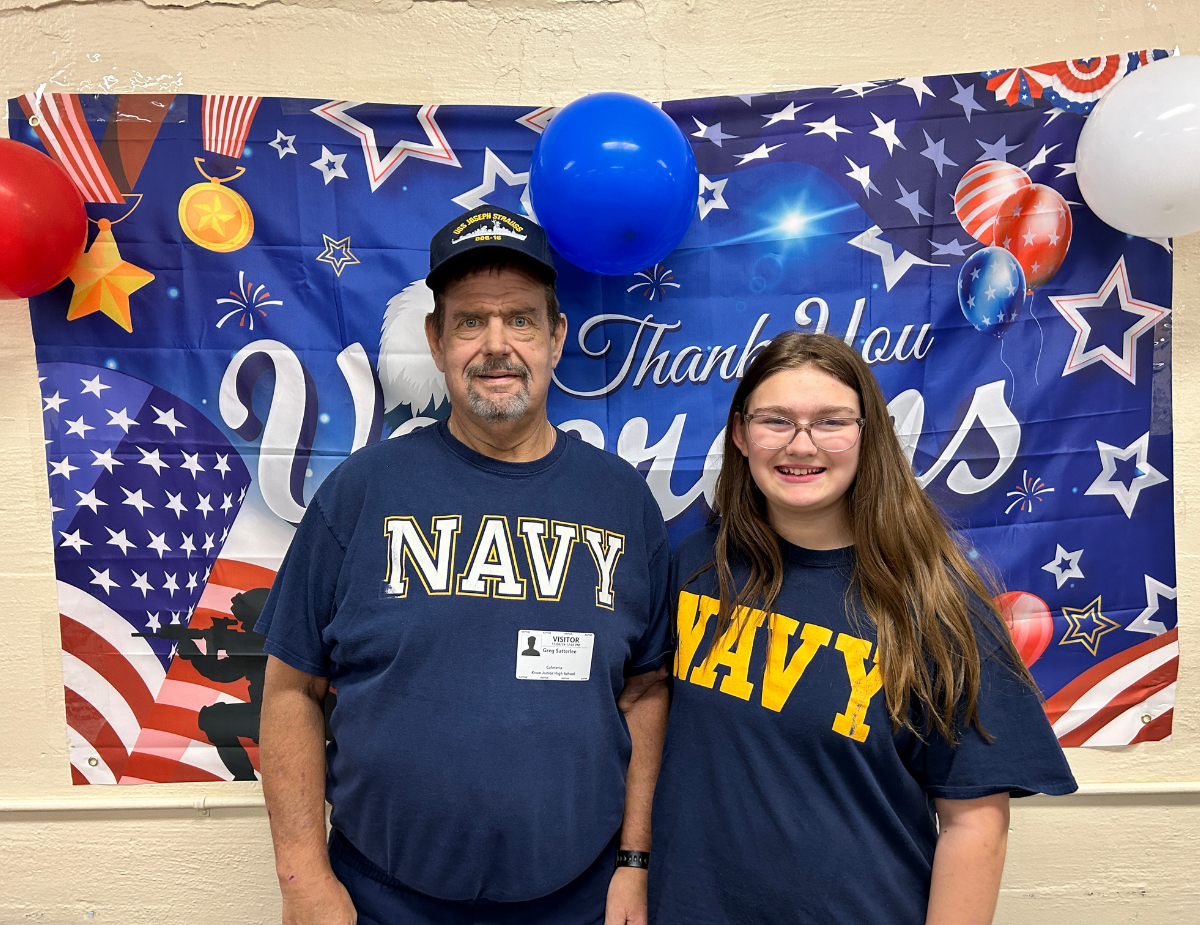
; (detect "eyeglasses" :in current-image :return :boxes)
[742,413,865,452]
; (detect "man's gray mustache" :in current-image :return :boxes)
[465,359,531,381]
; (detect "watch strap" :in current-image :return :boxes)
[615,849,650,869]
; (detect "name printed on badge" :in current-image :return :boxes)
[516,630,595,681]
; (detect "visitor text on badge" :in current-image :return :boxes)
[515,630,594,681]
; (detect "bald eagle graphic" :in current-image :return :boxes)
[378,279,449,436]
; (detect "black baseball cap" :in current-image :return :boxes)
[426,206,558,293]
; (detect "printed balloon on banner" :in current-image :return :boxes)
[957,246,1026,335]
[995,591,1055,668]
[953,161,1032,246]
[993,184,1073,291]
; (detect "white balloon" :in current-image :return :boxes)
[1077,55,1200,239]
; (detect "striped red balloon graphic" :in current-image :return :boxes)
[953,160,1033,245]
[995,591,1055,669]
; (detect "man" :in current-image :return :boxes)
[257,205,671,925]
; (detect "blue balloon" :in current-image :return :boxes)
[530,93,698,276]
[957,246,1027,335]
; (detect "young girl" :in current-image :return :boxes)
[648,332,1076,925]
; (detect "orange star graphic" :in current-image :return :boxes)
[194,192,236,235]
[65,219,155,332]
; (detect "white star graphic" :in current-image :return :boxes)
[49,457,79,480]
[165,491,188,518]
[197,494,214,518]
[269,129,297,159]
[131,571,155,597]
[152,405,186,436]
[311,101,460,192]
[1022,143,1061,172]
[79,375,110,398]
[147,531,172,559]
[1055,161,1077,177]
[59,529,91,553]
[1127,575,1177,636]
[690,117,738,147]
[697,175,729,219]
[949,77,986,122]
[1049,256,1170,384]
[74,488,106,514]
[1085,431,1168,518]
[181,452,206,479]
[920,130,957,176]
[984,285,997,300]
[220,493,234,514]
[762,101,812,127]
[106,407,137,433]
[734,143,784,166]
[896,76,934,105]
[163,573,180,597]
[847,226,938,291]
[214,454,232,478]
[515,106,557,134]
[844,157,879,197]
[121,487,154,516]
[90,448,121,473]
[220,526,230,543]
[804,115,851,141]
[976,135,1020,163]
[310,145,349,185]
[105,527,136,556]
[137,446,170,475]
[181,534,197,558]
[833,81,878,97]
[868,113,905,155]
[89,567,119,594]
[202,532,216,554]
[894,180,932,224]
[1044,107,1066,124]
[929,237,975,257]
[1022,230,1037,246]
[186,572,199,592]
[1041,544,1084,589]
[146,612,162,632]
[64,415,94,438]
[43,391,67,413]
[451,148,536,221]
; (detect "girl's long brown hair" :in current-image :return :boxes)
[708,331,1034,742]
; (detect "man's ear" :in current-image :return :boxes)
[551,312,568,369]
[424,314,446,373]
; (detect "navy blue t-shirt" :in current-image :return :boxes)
[256,421,672,903]
[649,525,1077,925]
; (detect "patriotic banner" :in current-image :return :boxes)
[11,50,1178,783]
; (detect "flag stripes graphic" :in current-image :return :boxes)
[1044,628,1179,748]
[202,95,262,159]
[19,92,125,203]
[119,557,276,783]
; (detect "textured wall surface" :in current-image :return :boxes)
[0,1,1197,922]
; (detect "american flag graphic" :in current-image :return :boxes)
[1044,628,1179,747]
[202,94,262,159]
[41,361,261,784]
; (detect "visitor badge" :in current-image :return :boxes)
[515,630,594,681]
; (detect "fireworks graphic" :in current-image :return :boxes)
[626,264,680,301]
[1005,470,1055,514]
[216,271,283,330]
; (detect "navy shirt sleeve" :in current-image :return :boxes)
[255,494,347,677]
[918,610,1078,800]
[626,492,673,674]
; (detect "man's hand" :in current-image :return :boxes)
[280,869,357,925]
[605,866,648,925]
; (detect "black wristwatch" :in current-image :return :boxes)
[615,849,650,870]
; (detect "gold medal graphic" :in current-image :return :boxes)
[178,157,255,253]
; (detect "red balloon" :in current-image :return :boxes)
[0,139,87,300]
[993,183,1072,291]
[994,591,1054,668]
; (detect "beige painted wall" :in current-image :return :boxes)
[0,1,1197,922]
